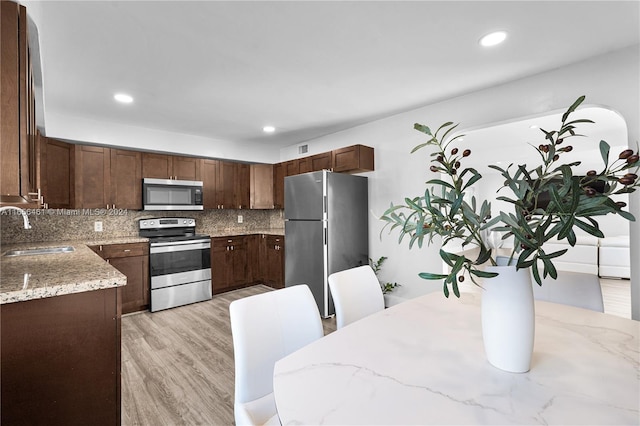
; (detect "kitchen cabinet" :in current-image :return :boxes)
[1,287,121,425]
[250,164,274,209]
[264,235,285,288]
[284,159,300,176]
[142,152,201,181]
[211,236,248,292]
[202,159,239,209]
[74,145,111,209]
[310,152,332,171]
[298,157,312,174]
[40,136,74,209]
[74,145,142,209]
[332,144,374,173]
[273,162,285,209]
[110,148,142,209]
[90,242,150,314]
[1,1,39,205]
[236,163,250,209]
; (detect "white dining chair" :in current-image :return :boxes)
[229,285,324,426]
[328,265,385,329]
[532,270,604,312]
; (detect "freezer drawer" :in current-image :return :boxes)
[150,279,212,312]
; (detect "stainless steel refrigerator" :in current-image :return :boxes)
[285,170,369,318]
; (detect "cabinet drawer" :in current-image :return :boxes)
[98,242,148,259]
[213,236,246,249]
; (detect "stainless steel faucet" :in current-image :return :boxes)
[0,206,32,229]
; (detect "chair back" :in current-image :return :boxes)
[532,271,604,312]
[328,265,385,329]
[229,285,324,406]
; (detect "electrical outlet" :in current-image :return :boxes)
[237,215,243,224]
[94,221,103,232]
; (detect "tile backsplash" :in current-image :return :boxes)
[1,208,284,244]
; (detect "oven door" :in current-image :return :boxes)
[149,239,211,289]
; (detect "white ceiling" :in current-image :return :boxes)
[23,1,640,150]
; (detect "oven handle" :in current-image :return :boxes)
[150,241,211,254]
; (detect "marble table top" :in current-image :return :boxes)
[274,292,639,425]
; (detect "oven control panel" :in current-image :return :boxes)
[139,217,195,230]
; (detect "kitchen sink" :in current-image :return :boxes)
[3,246,75,257]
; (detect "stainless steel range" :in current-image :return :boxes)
[139,217,212,312]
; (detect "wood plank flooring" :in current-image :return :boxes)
[121,285,336,425]
[121,280,630,425]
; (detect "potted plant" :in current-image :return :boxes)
[380,96,640,372]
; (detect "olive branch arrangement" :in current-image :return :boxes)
[381,96,640,298]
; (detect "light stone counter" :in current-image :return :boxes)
[274,292,640,425]
[0,241,126,304]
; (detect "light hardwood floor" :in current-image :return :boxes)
[121,280,630,425]
[121,285,336,425]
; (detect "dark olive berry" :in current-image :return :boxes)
[520,243,527,249]
[451,148,459,155]
[564,145,573,152]
[619,149,634,159]
[585,187,597,196]
[455,161,461,169]
[619,177,635,185]
[451,168,457,175]
[616,201,627,208]
[458,276,465,282]
[463,149,471,157]
[556,138,564,145]
[538,144,545,151]
[623,173,638,180]
[587,170,597,176]
[553,154,560,161]
[627,154,639,164]
[430,165,438,172]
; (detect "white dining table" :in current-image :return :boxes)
[273,292,639,425]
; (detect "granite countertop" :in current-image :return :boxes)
[0,229,285,304]
[0,241,126,304]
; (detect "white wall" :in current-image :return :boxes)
[44,112,280,164]
[280,45,640,318]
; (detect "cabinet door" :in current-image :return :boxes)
[298,157,312,174]
[230,236,248,287]
[218,161,237,209]
[236,163,250,209]
[172,156,201,181]
[40,137,74,209]
[0,2,35,201]
[201,159,220,209]
[273,162,285,209]
[265,235,285,288]
[109,254,149,314]
[247,234,262,284]
[249,164,273,209]
[142,152,172,179]
[285,159,299,176]
[311,152,332,171]
[211,237,231,292]
[75,145,111,208]
[332,145,375,173]
[110,149,142,209]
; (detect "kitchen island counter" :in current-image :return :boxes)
[0,241,126,304]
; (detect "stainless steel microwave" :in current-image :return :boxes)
[143,178,203,210]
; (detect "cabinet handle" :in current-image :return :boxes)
[99,245,103,251]
[123,249,131,253]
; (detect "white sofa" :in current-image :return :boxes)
[598,235,630,279]
[541,235,599,276]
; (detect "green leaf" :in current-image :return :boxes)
[443,282,450,298]
[562,95,585,123]
[418,272,448,280]
[410,142,430,153]
[599,140,610,167]
[439,249,456,267]
[413,123,432,135]
[573,218,605,238]
[425,179,455,190]
[469,269,499,278]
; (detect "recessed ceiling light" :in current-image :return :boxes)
[529,124,539,129]
[263,126,276,133]
[114,93,133,103]
[479,31,507,47]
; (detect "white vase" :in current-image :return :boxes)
[481,256,535,373]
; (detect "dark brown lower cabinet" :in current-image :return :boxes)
[211,236,248,293]
[264,235,285,289]
[90,243,150,314]
[1,288,121,425]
